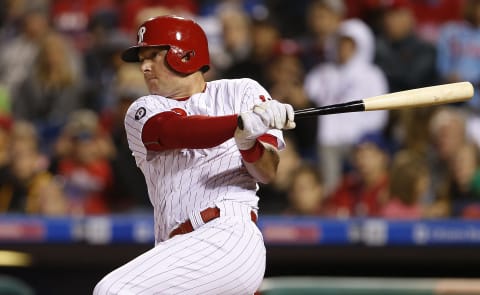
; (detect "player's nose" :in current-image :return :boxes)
[141,60,152,73]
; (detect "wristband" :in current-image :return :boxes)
[239,140,265,163]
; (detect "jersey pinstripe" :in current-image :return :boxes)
[124,78,284,243]
[94,214,265,295]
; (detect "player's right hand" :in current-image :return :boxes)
[234,111,269,150]
[253,100,296,130]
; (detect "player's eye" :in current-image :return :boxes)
[138,51,160,62]
[146,51,159,60]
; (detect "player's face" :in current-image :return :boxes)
[138,47,181,97]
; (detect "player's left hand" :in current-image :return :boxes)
[234,111,269,150]
[253,100,296,130]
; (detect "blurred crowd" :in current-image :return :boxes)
[0,0,479,219]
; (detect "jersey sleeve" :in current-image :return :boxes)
[124,96,170,164]
[237,79,286,150]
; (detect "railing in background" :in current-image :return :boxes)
[1,214,480,247]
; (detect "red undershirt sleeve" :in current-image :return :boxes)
[142,111,238,151]
[141,111,281,160]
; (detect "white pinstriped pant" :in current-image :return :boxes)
[93,208,266,294]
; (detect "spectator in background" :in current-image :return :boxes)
[377,101,436,160]
[101,64,150,212]
[429,107,469,163]
[284,163,325,215]
[83,12,133,112]
[373,1,438,155]
[211,5,252,77]
[223,17,281,86]
[0,4,50,101]
[397,0,465,43]
[117,0,198,34]
[305,18,389,195]
[50,0,117,51]
[381,150,430,219]
[265,39,318,162]
[0,0,21,42]
[13,32,86,151]
[374,0,438,93]
[257,136,303,214]
[52,109,115,216]
[0,120,66,215]
[299,0,345,71]
[426,106,480,218]
[264,0,311,38]
[348,0,465,42]
[447,142,480,217]
[0,116,11,156]
[436,0,480,110]
[0,117,13,212]
[325,132,390,218]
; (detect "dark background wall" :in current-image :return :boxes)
[1,243,480,295]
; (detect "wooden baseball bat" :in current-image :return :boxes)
[294,81,474,118]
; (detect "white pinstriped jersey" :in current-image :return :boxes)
[124,78,285,243]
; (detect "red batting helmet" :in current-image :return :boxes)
[121,15,210,74]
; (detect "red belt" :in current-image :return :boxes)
[169,207,258,238]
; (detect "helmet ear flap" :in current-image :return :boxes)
[166,46,197,74]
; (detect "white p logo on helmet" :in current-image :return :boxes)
[138,26,146,44]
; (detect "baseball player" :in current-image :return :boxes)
[93,15,295,295]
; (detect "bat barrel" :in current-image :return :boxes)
[294,81,474,119]
[363,81,474,111]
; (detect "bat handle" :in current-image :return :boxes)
[236,109,291,130]
[294,100,365,118]
[237,107,297,130]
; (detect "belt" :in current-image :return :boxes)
[169,207,257,239]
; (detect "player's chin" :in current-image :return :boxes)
[146,83,160,95]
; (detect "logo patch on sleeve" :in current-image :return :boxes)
[135,107,146,120]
